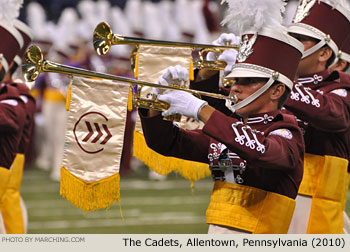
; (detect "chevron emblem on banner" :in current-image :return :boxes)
[73,111,113,154]
[82,121,112,144]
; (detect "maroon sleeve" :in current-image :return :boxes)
[18,98,36,153]
[284,84,350,132]
[0,100,23,133]
[139,108,210,164]
[202,110,303,171]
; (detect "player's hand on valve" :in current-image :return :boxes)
[206,33,240,75]
[158,90,208,121]
[152,65,189,96]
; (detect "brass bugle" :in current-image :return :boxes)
[93,22,239,71]
[23,45,237,111]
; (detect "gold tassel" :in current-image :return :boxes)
[127,87,133,112]
[66,77,72,111]
[60,167,120,211]
[133,130,211,182]
[134,53,139,79]
[189,56,194,81]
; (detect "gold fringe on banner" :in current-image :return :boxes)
[133,130,211,182]
[60,167,120,212]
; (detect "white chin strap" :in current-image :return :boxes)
[302,35,339,69]
[225,77,275,113]
[302,40,326,59]
[339,51,350,63]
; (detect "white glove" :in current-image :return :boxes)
[206,33,240,75]
[212,33,241,47]
[153,65,189,96]
[157,90,208,121]
[218,49,238,75]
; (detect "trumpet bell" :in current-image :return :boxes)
[93,22,113,56]
[22,45,43,82]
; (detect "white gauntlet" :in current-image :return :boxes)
[158,90,208,121]
[153,65,189,95]
[206,33,240,75]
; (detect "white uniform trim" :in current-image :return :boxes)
[330,88,348,97]
[0,56,9,72]
[298,74,323,85]
[290,84,321,107]
[20,95,29,103]
[231,122,265,154]
[13,55,22,66]
[0,99,19,106]
[268,128,293,139]
[13,19,34,40]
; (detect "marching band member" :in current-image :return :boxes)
[1,18,35,234]
[285,0,350,233]
[0,0,26,234]
[139,0,304,234]
[0,83,26,234]
[328,35,350,234]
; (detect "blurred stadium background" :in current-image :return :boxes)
[12,0,350,234]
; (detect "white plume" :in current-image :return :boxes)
[56,8,79,47]
[0,0,23,22]
[27,2,48,40]
[77,0,96,20]
[96,0,111,22]
[221,0,286,36]
[320,0,350,11]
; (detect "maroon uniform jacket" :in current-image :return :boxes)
[139,109,304,199]
[0,84,26,169]
[6,82,36,154]
[284,70,350,164]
